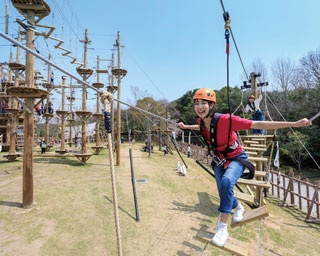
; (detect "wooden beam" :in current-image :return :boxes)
[196,228,249,256]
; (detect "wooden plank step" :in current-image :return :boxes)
[245,151,258,156]
[231,205,269,228]
[251,137,266,141]
[243,140,259,144]
[234,191,255,205]
[249,144,266,148]
[237,179,271,189]
[243,146,266,152]
[248,156,268,162]
[196,228,249,256]
[254,171,267,178]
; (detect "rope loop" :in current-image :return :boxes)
[224,18,231,30]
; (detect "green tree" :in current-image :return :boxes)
[281,131,309,171]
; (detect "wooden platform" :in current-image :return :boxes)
[196,227,249,256]
[231,205,269,228]
[11,0,51,21]
[76,67,93,76]
[92,82,104,88]
[3,153,22,161]
[92,113,104,120]
[7,86,49,99]
[111,68,127,77]
[74,153,93,164]
[91,146,104,155]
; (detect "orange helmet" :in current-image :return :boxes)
[249,95,255,100]
[193,88,216,103]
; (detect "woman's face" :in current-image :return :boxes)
[194,99,214,118]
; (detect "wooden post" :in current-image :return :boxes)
[59,76,67,151]
[306,178,310,209]
[115,31,122,166]
[22,15,35,208]
[297,176,302,210]
[250,72,258,100]
[289,170,295,204]
[68,78,74,146]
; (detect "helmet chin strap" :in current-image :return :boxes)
[205,104,215,118]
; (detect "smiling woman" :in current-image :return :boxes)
[178,87,312,247]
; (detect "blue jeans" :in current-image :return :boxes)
[212,151,247,214]
[252,110,264,134]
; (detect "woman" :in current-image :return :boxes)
[178,88,311,247]
[244,91,264,134]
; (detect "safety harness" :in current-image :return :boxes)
[200,113,255,179]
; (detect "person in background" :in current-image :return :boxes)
[178,88,311,247]
[40,138,46,154]
[1,101,7,113]
[187,144,191,158]
[35,103,42,116]
[162,144,168,156]
[244,90,264,135]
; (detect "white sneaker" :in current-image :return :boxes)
[233,203,245,223]
[211,222,228,247]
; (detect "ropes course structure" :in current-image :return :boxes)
[1,1,319,255]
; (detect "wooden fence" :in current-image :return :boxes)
[269,169,320,223]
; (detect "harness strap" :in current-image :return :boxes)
[233,158,255,179]
[200,113,255,179]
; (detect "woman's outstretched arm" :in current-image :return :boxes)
[251,118,311,130]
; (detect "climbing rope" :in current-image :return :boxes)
[101,91,123,256]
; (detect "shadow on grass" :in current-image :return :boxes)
[33,157,87,166]
[170,192,220,217]
[104,195,137,221]
[0,201,22,208]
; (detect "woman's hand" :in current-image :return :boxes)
[177,122,185,129]
[295,118,312,127]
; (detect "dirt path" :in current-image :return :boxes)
[0,143,319,255]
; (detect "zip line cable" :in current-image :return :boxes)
[219,0,249,81]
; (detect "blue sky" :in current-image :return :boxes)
[1,0,320,110]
